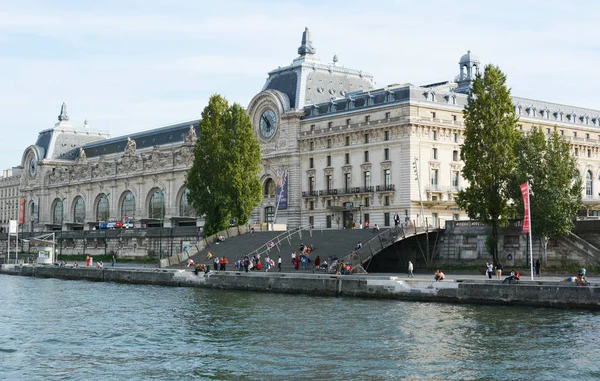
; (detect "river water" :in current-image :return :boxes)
[0,275,598,381]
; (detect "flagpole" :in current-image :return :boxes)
[527,181,534,281]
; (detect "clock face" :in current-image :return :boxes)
[259,109,277,139]
[28,155,38,177]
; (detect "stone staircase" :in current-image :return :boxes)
[556,232,600,265]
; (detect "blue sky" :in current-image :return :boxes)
[1,0,599,169]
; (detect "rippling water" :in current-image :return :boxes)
[0,275,599,380]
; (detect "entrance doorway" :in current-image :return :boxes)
[265,206,274,223]
[326,215,332,228]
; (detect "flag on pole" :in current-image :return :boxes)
[520,182,530,233]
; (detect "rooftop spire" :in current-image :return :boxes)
[58,102,69,122]
[297,27,316,56]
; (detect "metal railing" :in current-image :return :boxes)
[245,225,314,258]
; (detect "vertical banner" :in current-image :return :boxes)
[520,182,530,233]
[275,168,288,210]
[18,198,25,224]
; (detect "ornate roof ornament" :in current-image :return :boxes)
[298,27,316,56]
[124,136,137,155]
[58,102,69,122]
[183,125,197,145]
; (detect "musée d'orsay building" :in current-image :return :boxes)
[5,28,600,235]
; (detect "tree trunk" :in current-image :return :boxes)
[492,223,499,265]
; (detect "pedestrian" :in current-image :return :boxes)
[90,256,94,268]
[486,262,494,279]
[265,254,271,272]
[244,256,249,272]
[407,260,414,277]
[277,255,282,272]
[223,257,227,271]
[214,256,219,271]
[111,255,115,267]
[315,255,321,270]
[535,259,541,277]
[291,251,296,266]
[85,255,90,267]
[495,261,503,280]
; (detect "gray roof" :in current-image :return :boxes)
[62,120,199,160]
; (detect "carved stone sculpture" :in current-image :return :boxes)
[124,137,137,155]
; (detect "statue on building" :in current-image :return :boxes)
[184,125,197,145]
[58,102,69,122]
[124,137,137,155]
[78,148,87,162]
[298,27,316,56]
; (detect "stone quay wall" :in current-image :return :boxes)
[1,265,598,310]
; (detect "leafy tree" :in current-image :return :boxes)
[509,127,582,264]
[457,64,520,265]
[187,95,262,236]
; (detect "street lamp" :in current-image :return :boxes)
[155,189,165,261]
[103,193,110,257]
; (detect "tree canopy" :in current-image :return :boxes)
[186,94,262,236]
[457,64,520,264]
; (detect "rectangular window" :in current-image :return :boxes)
[452,171,459,187]
[309,201,314,211]
[364,134,369,143]
[328,121,333,128]
[385,112,391,119]
[346,118,351,126]
[309,176,315,192]
[345,153,350,165]
[327,199,332,207]
[431,169,439,187]
[546,128,551,134]
[586,133,590,139]
[364,151,369,163]
[384,212,390,227]
[384,148,390,160]
[573,131,577,137]
[384,169,391,187]
[433,130,438,140]
[327,175,333,192]
[453,150,459,162]
[452,114,457,121]
[384,131,390,141]
[364,171,371,188]
[310,124,315,131]
[384,196,390,206]
[575,148,579,156]
[309,141,314,151]
[364,213,370,224]
[345,173,351,193]
[327,139,332,148]
[365,115,370,123]
[588,149,592,158]
[345,136,350,146]
[327,155,331,167]
[309,216,314,228]
[364,197,370,207]
[432,148,438,160]
[560,130,564,135]
[309,157,314,169]
[453,133,458,142]
[431,112,436,119]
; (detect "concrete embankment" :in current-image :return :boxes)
[1,264,598,310]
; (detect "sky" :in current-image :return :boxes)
[1,0,599,170]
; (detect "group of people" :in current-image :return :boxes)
[562,267,588,285]
[485,261,505,280]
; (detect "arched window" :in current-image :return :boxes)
[96,193,109,221]
[264,178,275,198]
[265,206,274,223]
[121,191,135,220]
[52,198,63,224]
[73,197,85,223]
[179,188,195,217]
[149,189,165,219]
[586,171,593,197]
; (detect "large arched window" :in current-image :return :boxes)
[73,197,85,223]
[96,193,109,221]
[149,189,165,219]
[52,198,63,224]
[264,178,275,198]
[179,188,195,217]
[121,191,135,220]
[586,171,593,197]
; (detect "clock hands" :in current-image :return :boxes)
[261,116,272,132]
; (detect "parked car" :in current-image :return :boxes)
[106,221,117,229]
[122,219,134,228]
[99,221,108,230]
[114,221,124,229]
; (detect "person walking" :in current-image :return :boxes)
[486,262,494,279]
[407,261,414,277]
[277,256,282,272]
[535,259,541,277]
[111,255,116,267]
[214,256,219,271]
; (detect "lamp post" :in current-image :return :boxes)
[156,189,165,261]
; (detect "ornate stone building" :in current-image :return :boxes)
[13,28,600,238]
[0,168,22,233]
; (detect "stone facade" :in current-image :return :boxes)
[0,168,22,233]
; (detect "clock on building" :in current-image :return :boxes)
[28,154,38,178]
[259,109,277,139]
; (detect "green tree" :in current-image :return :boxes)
[509,127,582,265]
[457,64,520,264]
[187,95,262,236]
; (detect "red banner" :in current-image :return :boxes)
[18,198,25,225]
[520,183,530,233]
